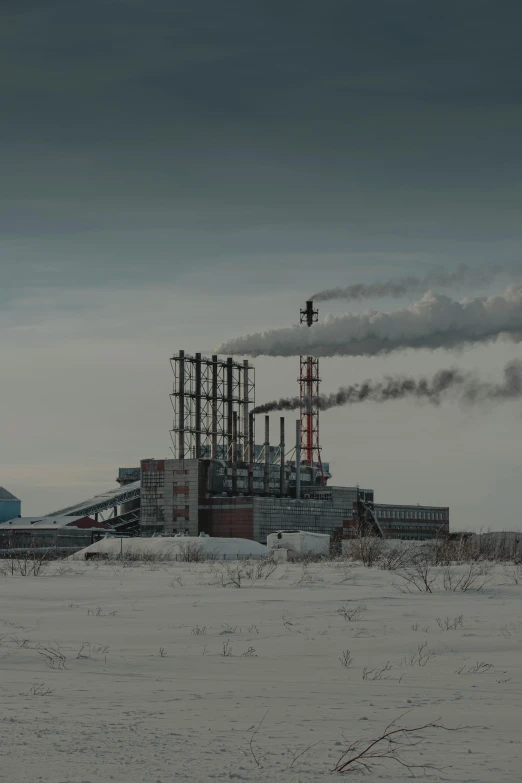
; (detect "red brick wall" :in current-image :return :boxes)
[199,499,254,539]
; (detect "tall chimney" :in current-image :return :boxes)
[178,350,185,460]
[295,419,301,500]
[226,357,233,459]
[232,411,238,494]
[279,416,285,498]
[248,412,254,495]
[263,415,270,494]
[195,352,202,459]
[242,360,249,462]
[211,355,218,458]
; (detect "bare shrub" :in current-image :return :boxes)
[0,549,51,577]
[76,642,109,659]
[191,625,207,636]
[346,535,384,567]
[87,605,117,616]
[293,565,323,585]
[241,646,257,657]
[175,542,208,563]
[442,562,492,592]
[332,712,467,774]
[38,643,67,670]
[158,647,167,657]
[455,661,493,675]
[362,662,393,681]
[25,682,54,697]
[207,560,275,588]
[220,624,239,635]
[338,603,366,622]
[401,642,439,667]
[339,649,353,668]
[502,564,522,585]
[378,544,417,572]
[54,564,79,576]
[436,615,465,631]
[222,640,233,657]
[394,550,438,593]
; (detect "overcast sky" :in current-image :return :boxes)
[2,1,522,530]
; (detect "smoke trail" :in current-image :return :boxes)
[252,361,522,414]
[217,285,522,358]
[312,263,516,303]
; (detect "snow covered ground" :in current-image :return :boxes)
[1,558,521,782]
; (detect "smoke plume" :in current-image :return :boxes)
[217,285,522,358]
[312,264,517,303]
[252,361,522,414]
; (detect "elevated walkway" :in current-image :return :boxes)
[47,481,140,518]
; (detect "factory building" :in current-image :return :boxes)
[0,487,21,523]
[0,515,111,552]
[140,457,448,542]
[38,302,450,543]
[374,504,450,540]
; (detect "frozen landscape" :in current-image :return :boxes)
[1,551,521,782]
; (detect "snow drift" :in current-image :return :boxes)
[72,536,268,560]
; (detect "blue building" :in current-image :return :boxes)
[0,487,21,523]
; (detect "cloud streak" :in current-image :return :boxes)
[218,285,522,358]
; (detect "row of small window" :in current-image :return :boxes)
[141,506,165,521]
[142,474,165,488]
[378,509,446,521]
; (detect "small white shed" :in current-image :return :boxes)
[267,530,330,559]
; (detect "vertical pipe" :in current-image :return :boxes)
[195,352,202,459]
[248,412,254,495]
[306,356,314,465]
[211,355,218,458]
[178,350,185,460]
[242,360,249,462]
[295,419,301,500]
[226,357,233,459]
[279,416,285,498]
[263,415,270,494]
[232,411,238,493]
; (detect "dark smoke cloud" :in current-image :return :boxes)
[312,264,519,303]
[252,360,522,414]
[217,285,522,358]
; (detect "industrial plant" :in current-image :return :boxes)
[0,301,449,548]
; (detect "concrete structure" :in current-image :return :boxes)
[0,487,21,523]
[374,504,449,540]
[0,515,111,552]
[139,457,449,543]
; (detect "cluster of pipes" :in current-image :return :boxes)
[230,412,302,500]
[175,351,303,501]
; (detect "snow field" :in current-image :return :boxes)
[1,559,521,782]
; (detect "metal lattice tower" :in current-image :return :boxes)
[170,351,255,461]
[299,301,324,483]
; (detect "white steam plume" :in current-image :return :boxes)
[252,361,522,414]
[217,285,522,358]
[312,263,518,302]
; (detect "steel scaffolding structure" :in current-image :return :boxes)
[170,351,255,460]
